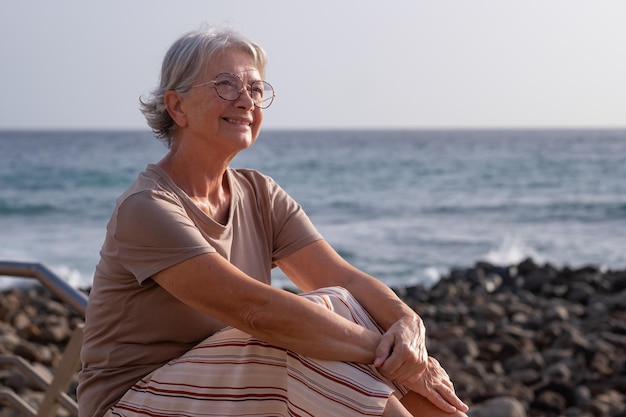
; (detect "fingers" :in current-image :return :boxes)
[427,385,469,414]
[376,336,427,383]
[374,316,429,385]
[411,377,467,413]
[373,318,469,414]
[400,392,469,417]
[407,357,470,413]
[428,376,469,413]
[422,387,458,413]
[374,331,394,367]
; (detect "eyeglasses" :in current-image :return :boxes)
[191,73,275,109]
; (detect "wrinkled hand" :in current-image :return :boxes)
[373,315,468,414]
[374,314,428,385]
[408,356,469,414]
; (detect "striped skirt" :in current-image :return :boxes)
[106,287,408,417]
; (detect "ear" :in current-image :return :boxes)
[164,90,188,128]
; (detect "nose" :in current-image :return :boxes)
[235,86,255,110]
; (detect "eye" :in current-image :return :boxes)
[214,73,243,90]
[216,79,237,89]
[250,83,265,98]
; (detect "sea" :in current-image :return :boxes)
[1,129,625,290]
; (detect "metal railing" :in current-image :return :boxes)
[0,260,88,417]
[0,260,88,317]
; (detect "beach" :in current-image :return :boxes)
[1,258,625,417]
[1,129,625,415]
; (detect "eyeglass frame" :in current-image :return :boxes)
[190,72,275,109]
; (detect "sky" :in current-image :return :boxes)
[1,0,625,131]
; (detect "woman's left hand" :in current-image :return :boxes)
[374,314,428,385]
[406,356,470,413]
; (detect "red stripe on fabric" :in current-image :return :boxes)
[191,338,280,351]
[132,381,288,399]
[286,351,387,398]
[284,354,387,416]
[114,400,289,417]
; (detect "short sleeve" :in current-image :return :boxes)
[113,190,216,283]
[265,176,323,262]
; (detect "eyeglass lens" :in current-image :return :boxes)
[214,73,274,109]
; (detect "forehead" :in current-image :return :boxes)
[202,50,261,80]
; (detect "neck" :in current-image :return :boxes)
[157,142,233,222]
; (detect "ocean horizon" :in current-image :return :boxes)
[1,128,625,290]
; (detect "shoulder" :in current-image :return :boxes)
[228,168,283,195]
[228,168,298,211]
[114,165,186,221]
[118,165,183,205]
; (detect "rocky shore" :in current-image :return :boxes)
[1,258,625,416]
[394,259,626,417]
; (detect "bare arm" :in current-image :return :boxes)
[276,240,428,380]
[152,252,380,363]
[277,240,469,413]
[276,240,423,337]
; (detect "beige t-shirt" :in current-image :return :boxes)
[78,165,322,417]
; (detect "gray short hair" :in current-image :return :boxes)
[140,26,267,147]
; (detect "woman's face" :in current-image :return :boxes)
[180,50,264,153]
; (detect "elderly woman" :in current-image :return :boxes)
[78,26,468,417]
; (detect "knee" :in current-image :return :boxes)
[300,286,357,317]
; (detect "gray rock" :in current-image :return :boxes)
[544,303,570,322]
[532,389,568,413]
[468,396,526,417]
[565,282,594,304]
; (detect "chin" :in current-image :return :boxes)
[232,133,257,149]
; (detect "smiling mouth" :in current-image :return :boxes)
[224,117,252,126]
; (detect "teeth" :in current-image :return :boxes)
[225,118,250,126]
